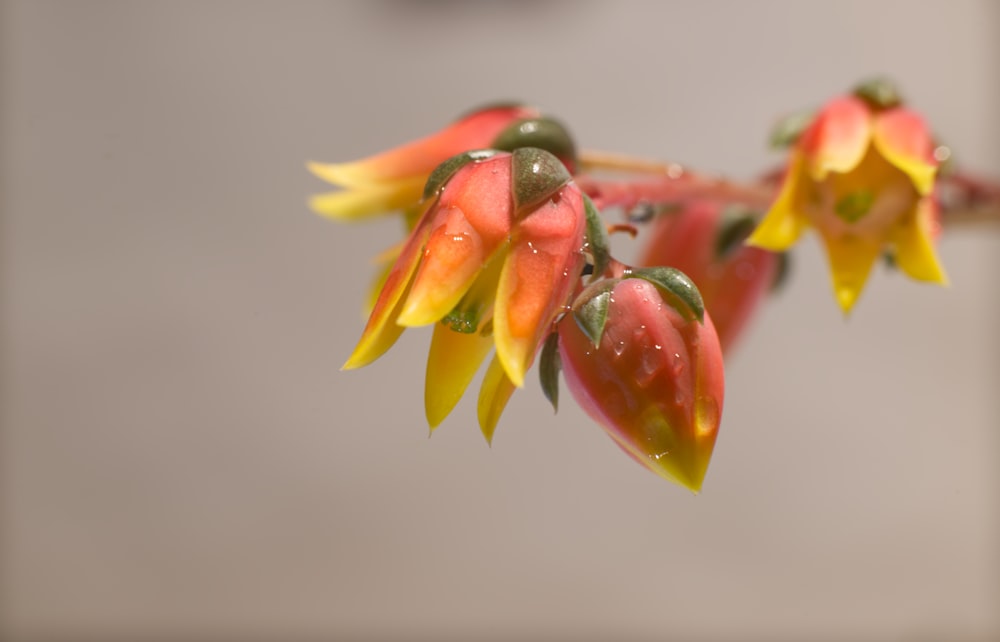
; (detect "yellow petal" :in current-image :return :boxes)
[342,225,430,370]
[477,355,516,445]
[308,176,426,221]
[747,156,809,251]
[396,206,489,327]
[306,160,389,187]
[425,323,493,430]
[821,233,883,314]
[891,200,948,285]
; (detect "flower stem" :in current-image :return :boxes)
[578,149,1000,229]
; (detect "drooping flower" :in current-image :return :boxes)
[638,201,781,353]
[748,84,947,312]
[554,268,725,492]
[308,103,579,222]
[343,148,592,441]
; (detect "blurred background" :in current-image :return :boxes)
[1,1,998,640]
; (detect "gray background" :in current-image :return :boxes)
[2,1,998,640]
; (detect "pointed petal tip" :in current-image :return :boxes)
[307,160,380,187]
[835,285,862,315]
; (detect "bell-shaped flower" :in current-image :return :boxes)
[555,269,725,492]
[638,201,781,353]
[748,86,948,312]
[344,148,590,441]
[308,104,580,222]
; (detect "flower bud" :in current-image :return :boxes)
[557,274,725,492]
[638,202,780,353]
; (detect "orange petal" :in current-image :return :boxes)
[872,107,937,196]
[308,105,537,187]
[494,188,586,387]
[804,96,872,181]
[342,220,431,370]
[425,323,493,430]
[477,354,517,445]
[396,206,488,326]
[397,157,514,327]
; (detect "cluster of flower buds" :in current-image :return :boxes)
[310,80,958,492]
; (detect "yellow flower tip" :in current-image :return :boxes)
[477,356,517,445]
[822,234,881,315]
[424,324,493,429]
[306,160,381,187]
[746,207,804,252]
[835,282,864,315]
[308,177,427,222]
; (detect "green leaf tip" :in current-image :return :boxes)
[583,194,611,281]
[630,266,705,323]
[492,117,578,171]
[539,332,561,413]
[423,149,498,201]
[511,147,572,215]
[853,77,902,110]
[572,280,616,347]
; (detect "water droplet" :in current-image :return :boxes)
[636,344,662,387]
[613,340,626,356]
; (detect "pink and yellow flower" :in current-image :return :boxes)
[308,103,581,223]
[556,270,725,492]
[307,104,539,221]
[638,201,780,353]
[748,92,947,312]
[344,148,588,441]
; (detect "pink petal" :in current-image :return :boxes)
[803,96,872,181]
[872,107,938,195]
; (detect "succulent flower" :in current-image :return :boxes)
[749,82,947,312]
[554,269,725,492]
[308,103,578,222]
[638,201,781,353]
[344,148,595,441]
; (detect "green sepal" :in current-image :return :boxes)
[538,332,561,413]
[511,147,571,215]
[771,251,791,293]
[853,77,902,110]
[492,117,578,171]
[571,279,618,348]
[715,208,759,259]
[423,149,498,201]
[630,266,705,324]
[769,110,814,149]
[583,194,611,282]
